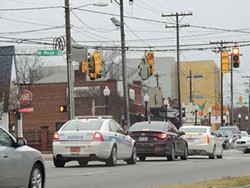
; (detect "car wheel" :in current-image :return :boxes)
[243,149,250,154]
[53,157,65,167]
[106,145,117,166]
[126,146,137,165]
[78,159,89,167]
[29,164,44,188]
[167,144,175,161]
[138,155,146,161]
[180,145,188,160]
[209,146,216,159]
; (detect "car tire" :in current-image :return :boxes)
[106,145,117,166]
[126,146,137,165]
[167,144,175,161]
[209,146,216,159]
[243,149,250,154]
[53,157,65,167]
[28,164,44,188]
[180,145,188,160]
[138,155,146,161]
[78,159,89,167]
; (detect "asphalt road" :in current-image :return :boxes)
[45,149,250,188]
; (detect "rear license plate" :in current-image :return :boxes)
[70,147,80,153]
[139,137,148,141]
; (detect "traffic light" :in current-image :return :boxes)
[239,95,243,105]
[59,105,67,113]
[81,61,88,73]
[221,51,229,73]
[232,47,240,68]
[146,51,155,76]
[88,55,96,80]
[93,50,102,79]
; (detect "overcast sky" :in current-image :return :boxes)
[1,0,250,105]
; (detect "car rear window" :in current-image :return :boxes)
[179,127,207,134]
[61,119,103,131]
[129,122,167,132]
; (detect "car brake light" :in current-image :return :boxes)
[129,134,135,137]
[93,132,104,141]
[153,133,168,140]
[53,132,59,141]
[205,135,210,144]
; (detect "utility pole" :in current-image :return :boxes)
[211,41,234,127]
[189,70,193,103]
[65,0,75,119]
[230,53,234,125]
[162,12,192,128]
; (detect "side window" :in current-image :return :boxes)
[114,121,124,134]
[0,128,13,147]
[109,121,118,132]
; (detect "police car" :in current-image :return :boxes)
[52,116,136,167]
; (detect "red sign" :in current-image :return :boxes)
[19,89,33,106]
[18,108,34,113]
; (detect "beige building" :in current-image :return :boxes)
[180,60,220,114]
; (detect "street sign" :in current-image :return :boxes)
[37,50,63,56]
[19,89,33,106]
[18,108,34,113]
[235,102,248,105]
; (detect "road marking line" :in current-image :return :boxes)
[75,171,109,176]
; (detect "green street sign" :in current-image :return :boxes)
[235,102,248,105]
[37,50,63,56]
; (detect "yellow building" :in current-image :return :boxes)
[180,60,220,114]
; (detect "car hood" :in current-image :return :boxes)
[236,136,250,142]
[16,145,44,161]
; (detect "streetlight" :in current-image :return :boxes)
[238,113,242,130]
[103,86,110,115]
[226,110,230,126]
[208,107,212,126]
[245,115,249,133]
[194,105,199,125]
[64,1,108,120]
[163,99,169,122]
[144,93,150,121]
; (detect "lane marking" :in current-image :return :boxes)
[75,171,109,176]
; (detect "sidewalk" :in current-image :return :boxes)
[42,153,53,161]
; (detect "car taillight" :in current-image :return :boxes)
[129,134,135,138]
[205,135,210,144]
[153,133,168,140]
[93,132,104,141]
[53,132,59,141]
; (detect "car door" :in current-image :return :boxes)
[0,128,23,188]
[168,123,184,155]
[109,121,124,158]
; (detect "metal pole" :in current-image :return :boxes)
[65,0,74,120]
[165,105,168,122]
[230,54,234,125]
[120,0,130,127]
[145,101,148,121]
[195,110,197,125]
[209,112,211,126]
[105,96,108,115]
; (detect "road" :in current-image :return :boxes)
[45,149,250,188]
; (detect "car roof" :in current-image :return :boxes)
[180,125,211,129]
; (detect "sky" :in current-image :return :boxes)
[1,0,250,105]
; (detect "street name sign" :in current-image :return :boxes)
[37,50,63,56]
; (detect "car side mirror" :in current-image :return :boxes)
[179,131,185,136]
[14,138,27,147]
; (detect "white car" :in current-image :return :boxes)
[53,116,137,167]
[235,135,250,153]
[0,126,45,188]
[179,125,223,159]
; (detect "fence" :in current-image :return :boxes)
[23,126,53,152]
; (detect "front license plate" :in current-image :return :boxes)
[70,147,80,153]
[139,137,148,141]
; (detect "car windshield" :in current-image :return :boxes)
[61,119,103,131]
[179,127,207,134]
[129,122,167,132]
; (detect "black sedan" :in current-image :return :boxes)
[128,121,188,161]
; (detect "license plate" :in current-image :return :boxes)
[139,137,148,141]
[70,147,80,153]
